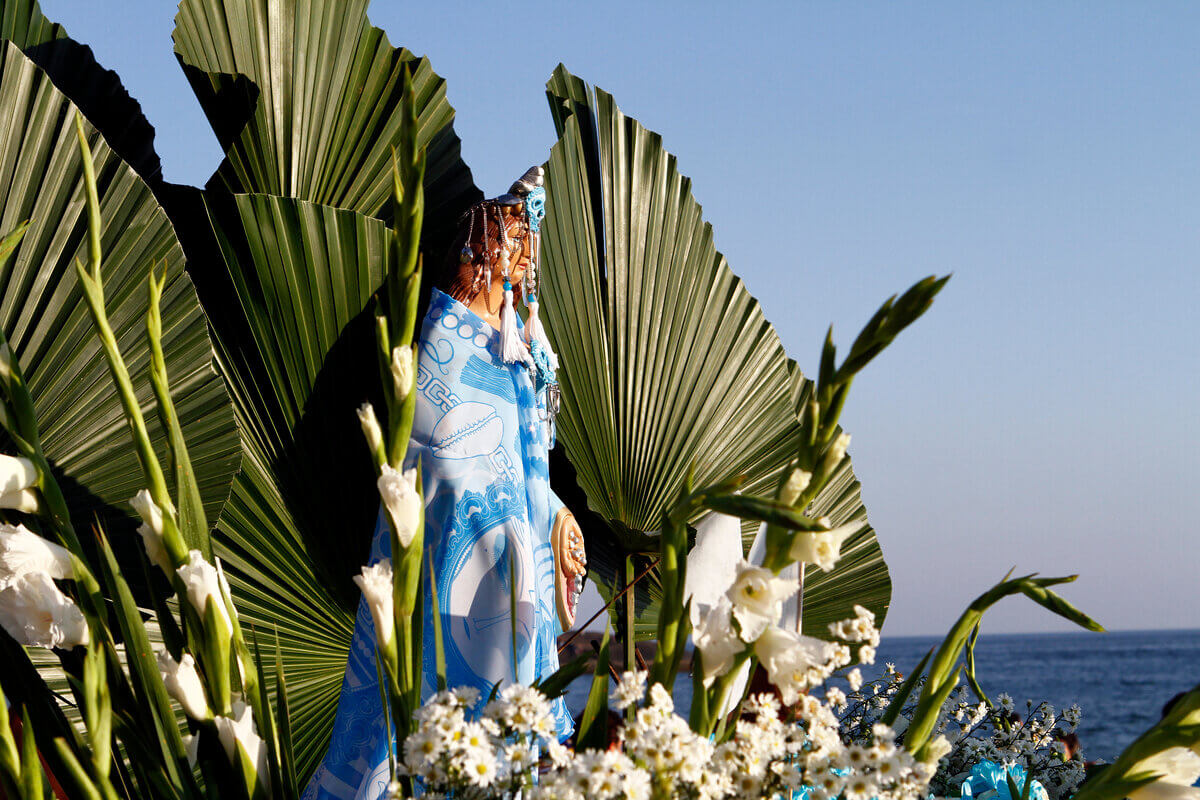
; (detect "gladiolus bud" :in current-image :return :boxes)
[176,551,233,641]
[391,345,414,402]
[0,454,37,494]
[0,488,38,513]
[788,520,864,572]
[779,468,811,506]
[354,560,395,652]
[130,490,172,574]
[377,465,420,549]
[215,701,269,790]
[157,651,212,721]
[357,402,384,456]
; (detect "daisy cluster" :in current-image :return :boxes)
[401,684,563,797]
[606,675,933,800]
[396,607,937,800]
[839,667,1090,800]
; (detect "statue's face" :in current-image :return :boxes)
[499,206,531,283]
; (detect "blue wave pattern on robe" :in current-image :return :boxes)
[302,289,573,800]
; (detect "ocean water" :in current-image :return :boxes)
[563,628,1200,762]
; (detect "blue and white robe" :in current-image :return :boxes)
[303,288,574,800]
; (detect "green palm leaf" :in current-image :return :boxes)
[199,193,391,778]
[0,38,238,552]
[171,0,479,247]
[540,65,890,638]
[1,0,164,184]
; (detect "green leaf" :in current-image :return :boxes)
[541,65,891,639]
[198,192,392,779]
[171,0,479,248]
[0,40,239,537]
[535,649,593,702]
[575,624,611,751]
[1,0,164,183]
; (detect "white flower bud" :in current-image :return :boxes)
[391,346,414,402]
[830,432,851,464]
[0,572,88,649]
[214,701,269,790]
[157,650,211,721]
[354,559,394,651]
[130,489,164,536]
[692,597,742,687]
[377,465,420,549]
[925,734,953,764]
[788,520,865,572]
[0,488,39,513]
[779,468,812,506]
[176,551,232,640]
[0,523,74,589]
[0,454,37,494]
[357,403,384,456]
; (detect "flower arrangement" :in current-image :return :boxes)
[0,66,1197,800]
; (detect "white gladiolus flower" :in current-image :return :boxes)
[0,454,37,494]
[157,650,211,721]
[0,523,74,589]
[136,522,172,574]
[780,468,812,505]
[1127,748,1200,800]
[391,345,414,401]
[755,626,833,704]
[130,489,164,536]
[214,701,269,789]
[0,488,39,513]
[0,572,88,649]
[692,596,743,687]
[131,490,172,573]
[354,559,394,651]
[725,561,796,642]
[924,734,953,764]
[357,403,384,455]
[829,432,851,465]
[182,734,200,768]
[176,551,233,640]
[378,465,420,549]
[789,520,865,572]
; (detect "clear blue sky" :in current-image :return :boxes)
[40,1,1200,636]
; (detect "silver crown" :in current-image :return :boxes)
[497,166,545,205]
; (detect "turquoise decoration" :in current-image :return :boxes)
[959,760,1049,800]
[525,186,546,232]
[529,338,557,391]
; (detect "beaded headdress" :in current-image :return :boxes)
[456,167,560,436]
[457,167,555,366]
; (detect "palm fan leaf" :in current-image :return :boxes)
[200,192,390,778]
[0,38,239,554]
[540,65,891,638]
[0,0,163,184]
[171,0,479,249]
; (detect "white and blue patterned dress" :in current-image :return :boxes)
[303,288,574,800]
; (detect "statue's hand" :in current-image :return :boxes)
[551,509,587,629]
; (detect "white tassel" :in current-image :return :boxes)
[499,278,527,364]
[523,297,559,370]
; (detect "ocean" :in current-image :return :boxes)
[563,628,1200,762]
